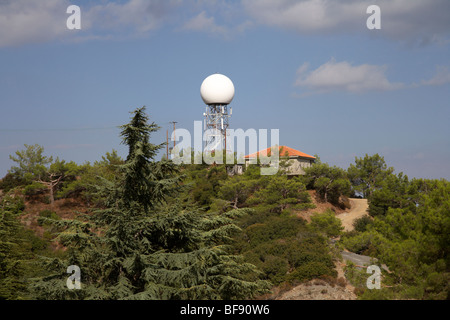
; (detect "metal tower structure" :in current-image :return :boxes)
[200,74,235,153]
[203,104,232,152]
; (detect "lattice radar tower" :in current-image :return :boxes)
[200,74,235,153]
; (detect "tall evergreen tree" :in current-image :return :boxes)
[0,201,47,300]
[347,153,394,198]
[0,208,28,299]
[31,107,269,300]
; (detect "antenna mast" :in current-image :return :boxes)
[200,74,235,154]
[169,121,177,146]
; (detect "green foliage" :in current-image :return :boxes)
[234,212,336,285]
[288,261,337,282]
[347,153,394,199]
[182,163,229,208]
[200,157,341,287]
[310,210,344,238]
[8,144,53,182]
[352,215,373,233]
[37,210,61,226]
[0,173,26,193]
[343,263,395,300]
[246,175,313,214]
[245,216,306,246]
[56,153,124,206]
[303,162,351,206]
[2,116,447,300]
[342,179,450,299]
[30,107,269,300]
[367,172,413,217]
[0,209,30,299]
[0,208,52,299]
[23,182,47,197]
[218,175,255,209]
[6,144,92,205]
[56,153,124,207]
[0,194,25,214]
[260,255,289,284]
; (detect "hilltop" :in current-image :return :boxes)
[1,115,448,300]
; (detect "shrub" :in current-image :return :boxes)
[234,199,338,288]
[261,255,290,284]
[22,228,48,252]
[42,231,55,241]
[0,173,27,192]
[1,194,25,214]
[245,217,306,247]
[288,261,337,283]
[353,215,373,232]
[39,209,59,219]
[242,232,336,285]
[341,231,380,255]
[23,182,47,197]
[37,210,60,226]
[309,209,344,238]
[42,196,51,205]
[359,288,396,300]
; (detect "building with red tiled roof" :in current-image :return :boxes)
[244,145,316,176]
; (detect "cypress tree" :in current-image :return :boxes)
[31,107,269,300]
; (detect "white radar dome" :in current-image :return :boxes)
[200,74,235,105]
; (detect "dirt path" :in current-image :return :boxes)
[265,198,369,300]
[337,198,369,232]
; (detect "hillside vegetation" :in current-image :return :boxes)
[0,107,448,300]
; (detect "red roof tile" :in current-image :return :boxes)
[244,146,316,160]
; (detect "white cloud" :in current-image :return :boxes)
[0,0,70,47]
[0,0,181,47]
[182,11,228,36]
[3,0,449,47]
[295,59,404,94]
[181,3,253,38]
[243,0,364,33]
[85,0,181,34]
[243,0,450,44]
[421,66,450,86]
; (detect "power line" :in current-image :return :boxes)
[0,126,120,133]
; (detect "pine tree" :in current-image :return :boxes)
[0,205,46,300]
[0,208,27,299]
[31,107,269,300]
[246,175,313,214]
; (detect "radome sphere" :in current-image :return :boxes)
[200,74,235,105]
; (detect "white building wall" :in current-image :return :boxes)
[284,158,314,175]
[244,157,314,175]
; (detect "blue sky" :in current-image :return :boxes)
[0,0,449,180]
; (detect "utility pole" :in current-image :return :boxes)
[166,129,169,159]
[169,121,178,149]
